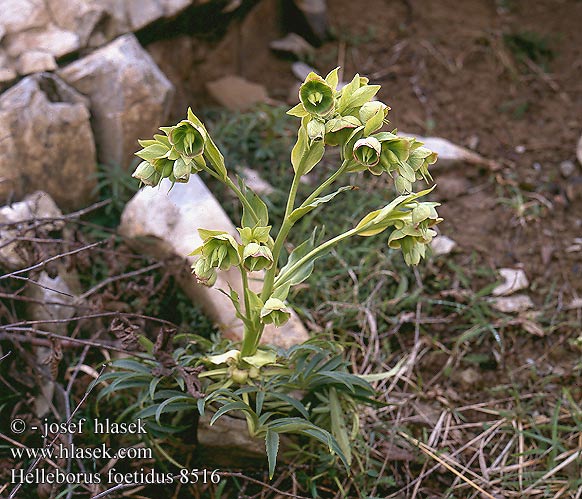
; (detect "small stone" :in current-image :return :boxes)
[206,75,269,111]
[560,160,576,178]
[430,235,457,256]
[566,298,582,310]
[492,268,529,296]
[515,145,526,154]
[577,134,582,167]
[467,135,479,150]
[270,33,315,59]
[16,51,57,75]
[490,294,534,313]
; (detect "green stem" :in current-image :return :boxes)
[260,172,301,301]
[274,227,359,289]
[301,159,349,207]
[240,268,258,357]
[200,164,260,225]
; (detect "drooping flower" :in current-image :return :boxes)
[260,298,291,327]
[190,230,240,271]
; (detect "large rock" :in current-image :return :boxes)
[59,34,174,168]
[119,176,309,349]
[0,0,193,91]
[0,73,97,210]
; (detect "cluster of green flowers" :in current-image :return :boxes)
[190,227,290,327]
[289,68,441,266]
[132,109,223,187]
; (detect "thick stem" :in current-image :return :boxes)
[239,268,258,357]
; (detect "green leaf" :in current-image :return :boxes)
[242,349,277,368]
[274,230,317,290]
[287,103,309,118]
[290,186,355,222]
[325,67,340,90]
[135,143,169,162]
[268,392,309,419]
[203,131,227,180]
[239,178,269,227]
[111,359,152,374]
[210,401,256,426]
[265,430,279,479]
[291,125,308,172]
[291,125,325,176]
[329,388,352,465]
[363,108,385,136]
[302,139,325,175]
[346,85,380,109]
[338,73,361,112]
[155,395,194,424]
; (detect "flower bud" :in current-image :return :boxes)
[359,101,389,123]
[260,298,291,327]
[132,161,161,186]
[169,120,206,158]
[307,119,326,141]
[299,73,335,117]
[191,258,217,287]
[229,367,249,384]
[353,137,382,168]
[324,115,361,146]
[242,243,274,272]
[173,157,191,183]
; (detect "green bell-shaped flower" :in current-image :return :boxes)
[388,224,437,266]
[299,73,335,117]
[353,137,382,168]
[172,157,191,183]
[132,161,161,187]
[191,257,218,287]
[260,298,291,327]
[169,120,206,158]
[191,229,240,271]
[242,243,274,272]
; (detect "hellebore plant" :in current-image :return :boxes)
[119,68,441,477]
